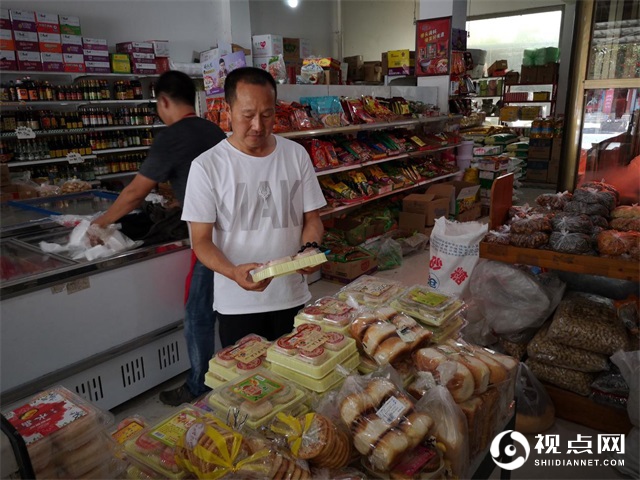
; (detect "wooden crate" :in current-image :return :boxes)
[544,383,632,434]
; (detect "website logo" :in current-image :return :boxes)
[490,430,531,470]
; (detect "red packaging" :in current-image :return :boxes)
[155,57,170,74]
[35,12,59,34]
[0,50,17,70]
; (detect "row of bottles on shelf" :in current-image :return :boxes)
[530,116,563,139]
[15,153,145,182]
[1,107,158,132]
[1,77,155,102]
[0,130,154,161]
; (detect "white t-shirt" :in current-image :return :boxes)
[182,135,327,314]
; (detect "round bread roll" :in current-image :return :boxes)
[340,391,376,428]
[363,378,397,406]
[399,412,434,448]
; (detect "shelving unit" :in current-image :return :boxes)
[0,99,157,107]
[96,171,137,180]
[6,155,98,168]
[482,174,637,433]
[502,81,558,117]
[1,124,165,138]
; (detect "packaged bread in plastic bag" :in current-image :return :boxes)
[337,371,435,472]
[526,359,596,396]
[547,292,630,355]
[349,306,433,366]
[527,323,609,372]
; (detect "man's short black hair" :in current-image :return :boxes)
[224,67,277,106]
[156,70,196,107]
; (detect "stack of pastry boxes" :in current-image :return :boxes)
[3,386,122,479]
[122,404,218,479]
[390,285,466,344]
[266,323,359,393]
[205,334,273,389]
[205,368,307,430]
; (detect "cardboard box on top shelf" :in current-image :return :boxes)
[344,55,364,81]
[10,10,36,32]
[38,32,62,53]
[520,65,539,84]
[146,40,169,57]
[282,37,300,60]
[487,59,507,76]
[61,34,82,54]
[399,212,434,236]
[1,50,17,70]
[252,34,283,57]
[528,138,552,159]
[363,61,382,82]
[58,15,81,36]
[303,56,341,70]
[116,41,154,54]
[17,50,42,71]
[111,53,130,73]
[538,62,559,84]
[36,12,59,33]
[14,31,39,52]
[504,71,520,85]
[1,9,11,30]
[324,69,341,85]
[382,50,414,76]
[0,29,14,51]
[41,52,64,71]
[83,37,108,51]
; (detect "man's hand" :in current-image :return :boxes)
[232,262,273,291]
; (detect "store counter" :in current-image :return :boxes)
[1,191,192,410]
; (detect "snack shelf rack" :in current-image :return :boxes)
[93,146,149,154]
[0,99,157,107]
[1,124,166,139]
[315,143,460,177]
[95,171,137,180]
[319,171,459,218]
[279,115,461,140]
[1,70,201,80]
[7,155,98,167]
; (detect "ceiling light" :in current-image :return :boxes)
[287,0,299,8]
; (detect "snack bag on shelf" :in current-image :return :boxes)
[290,103,321,130]
[319,177,359,202]
[303,138,331,170]
[362,96,397,121]
[337,372,436,472]
[273,102,294,133]
[342,98,377,124]
[300,96,349,128]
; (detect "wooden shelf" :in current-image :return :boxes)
[544,383,632,434]
[479,242,640,282]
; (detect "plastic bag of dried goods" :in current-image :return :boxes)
[549,230,593,254]
[470,260,565,335]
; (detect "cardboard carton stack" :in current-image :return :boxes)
[526,137,552,183]
[38,13,63,72]
[11,10,41,71]
[116,42,157,75]
[83,37,109,73]
[381,49,415,77]
[251,33,283,71]
[1,9,17,70]
[301,57,341,85]
[282,36,311,81]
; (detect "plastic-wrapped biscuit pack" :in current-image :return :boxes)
[3,386,124,479]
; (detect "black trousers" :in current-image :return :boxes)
[218,304,304,347]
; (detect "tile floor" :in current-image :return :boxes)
[110,188,631,480]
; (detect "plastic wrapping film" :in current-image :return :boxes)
[484,225,510,245]
[550,213,593,234]
[579,181,620,204]
[612,205,640,219]
[337,373,436,473]
[209,334,273,383]
[337,275,404,307]
[175,416,309,479]
[514,363,556,434]
[564,200,611,218]
[269,413,353,470]
[349,306,433,367]
[611,217,640,232]
[572,187,617,210]
[597,230,640,258]
[547,292,630,355]
[526,359,597,396]
[509,231,549,248]
[298,297,358,328]
[615,296,640,336]
[509,214,553,234]
[2,386,115,479]
[527,323,610,373]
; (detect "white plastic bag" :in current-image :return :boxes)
[428,218,488,299]
[470,260,566,335]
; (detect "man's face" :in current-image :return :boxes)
[229,81,276,154]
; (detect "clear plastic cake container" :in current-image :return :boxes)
[251,251,327,282]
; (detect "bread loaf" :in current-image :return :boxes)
[353,414,392,455]
[369,429,411,472]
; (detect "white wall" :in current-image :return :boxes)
[342,0,415,61]
[469,0,567,17]
[248,0,336,57]
[1,0,225,62]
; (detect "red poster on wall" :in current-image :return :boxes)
[415,16,452,77]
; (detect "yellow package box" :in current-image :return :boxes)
[110,53,130,73]
[499,106,519,122]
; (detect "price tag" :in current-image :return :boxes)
[376,396,406,424]
[15,126,36,139]
[66,152,84,164]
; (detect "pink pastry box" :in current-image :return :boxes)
[207,333,273,387]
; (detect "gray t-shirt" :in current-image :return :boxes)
[139,116,226,204]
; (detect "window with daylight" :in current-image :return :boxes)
[466,10,563,77]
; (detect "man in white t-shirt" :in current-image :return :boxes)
[182,67,326,346]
